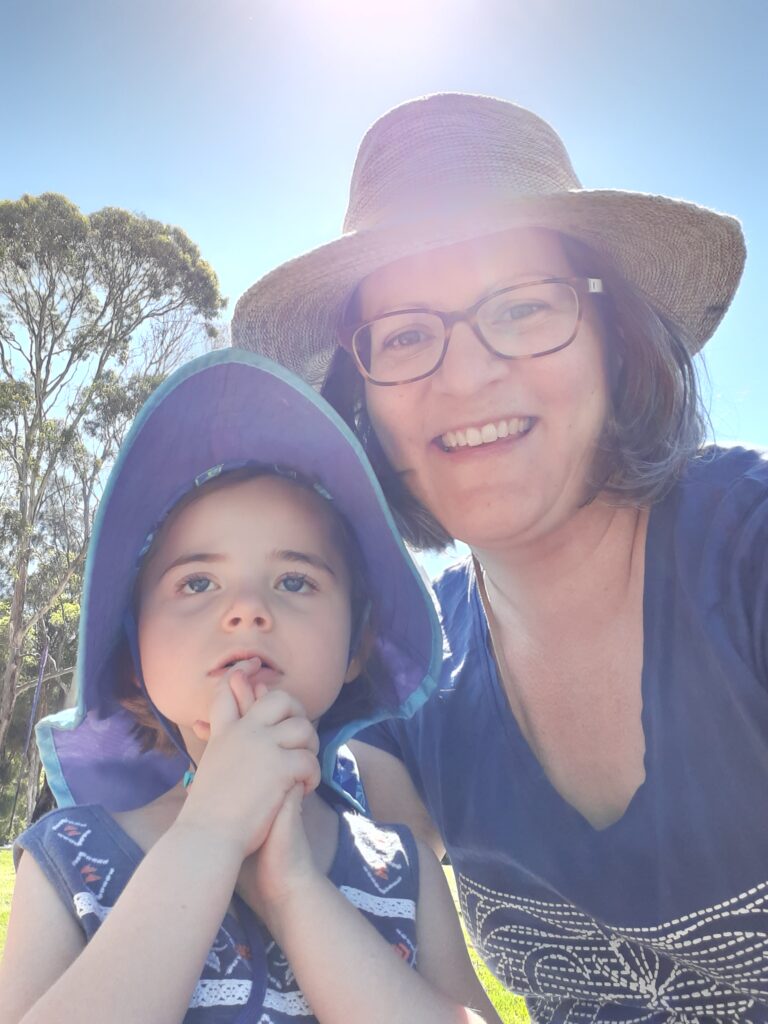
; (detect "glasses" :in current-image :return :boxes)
[343,277,604,386]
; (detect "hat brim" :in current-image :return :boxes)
[38,350,442,811]
[232,189,745,387]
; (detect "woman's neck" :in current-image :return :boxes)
[473,498,648,637]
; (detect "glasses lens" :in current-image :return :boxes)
[353,311,445,384]
[477,282,579,357]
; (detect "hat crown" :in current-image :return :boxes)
[343,93,582,232]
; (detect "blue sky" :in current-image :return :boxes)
[3,0,766,455]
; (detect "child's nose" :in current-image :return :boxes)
[222,590,273,632]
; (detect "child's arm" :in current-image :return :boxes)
[0,852,86,1024]
[0,678,320,1024]
[413,838,504,1023]
[0,819,246,1024]
[248,788,504,1024]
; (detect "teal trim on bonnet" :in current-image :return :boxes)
[321,664,441,812]
[35,708,78,808]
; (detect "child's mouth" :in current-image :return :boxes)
[209,652,278,677]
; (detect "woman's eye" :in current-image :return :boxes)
[498,300,546,322]
[179,575,215,595]
[277,573,316,594]
[382,327,429,350]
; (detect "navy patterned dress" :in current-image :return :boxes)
[15,797,419,1022]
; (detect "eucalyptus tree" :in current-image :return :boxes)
[0,192,225,759]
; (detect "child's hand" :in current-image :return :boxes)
[237,783,320,934]
[187,656,265,741]
[175,666,321,860]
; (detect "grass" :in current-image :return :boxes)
[0,850,529,1022]
[444,866,530,1023]
[1,850,14,961]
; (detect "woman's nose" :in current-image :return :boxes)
[432,320,510,396]
[221,590,273,631]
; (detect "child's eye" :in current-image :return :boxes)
[178,574,216,595]
[276,573,317,595]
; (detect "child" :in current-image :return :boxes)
[0,351,501,1024]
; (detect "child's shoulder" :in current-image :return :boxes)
[14,804,106,864]
[14,803,145,936]
[329,808,421,963]
[334,807,420,897]
[14,804,144,889]
[339,807,417,856]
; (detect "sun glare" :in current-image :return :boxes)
[289,0,467,75]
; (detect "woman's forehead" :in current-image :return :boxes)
[357,227,573,316]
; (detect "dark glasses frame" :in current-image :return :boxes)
[341,276,605,386]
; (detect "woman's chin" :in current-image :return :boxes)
[440,506,545,553]
[435,486,587,554]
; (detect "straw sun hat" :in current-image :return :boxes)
[232,92,745,389]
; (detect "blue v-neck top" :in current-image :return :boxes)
[358,446,768,1023]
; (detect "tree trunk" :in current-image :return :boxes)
[0,650,20,759]
[25,740,43,825]
[0,550,30,758]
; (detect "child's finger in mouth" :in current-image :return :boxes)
[230,656,263,675]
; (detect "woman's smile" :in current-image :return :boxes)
[437,415,536,451]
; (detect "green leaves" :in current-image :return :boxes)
[0,193,225,370]
[83,368,165,441]
[0,379,32,423]
[0,191,226,774]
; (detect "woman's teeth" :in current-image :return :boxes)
[441,417,533,450]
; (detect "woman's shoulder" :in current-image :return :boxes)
[667,444,768,545]
[431,555,479,629]
[682,444,767,493]
[654,446,768,625]
[432,553,473,592]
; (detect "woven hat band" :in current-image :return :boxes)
[344,95,582,232]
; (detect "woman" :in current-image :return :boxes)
[231,94,768,1023]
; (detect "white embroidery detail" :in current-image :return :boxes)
[73,891,111,922]
[205,949,221,972]
[458,873,768,1023]
[188,979,251,1008]
[51,817,92,847]
[263,987,313,1015]
[394,927,417,966]
[339,885,416,919]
